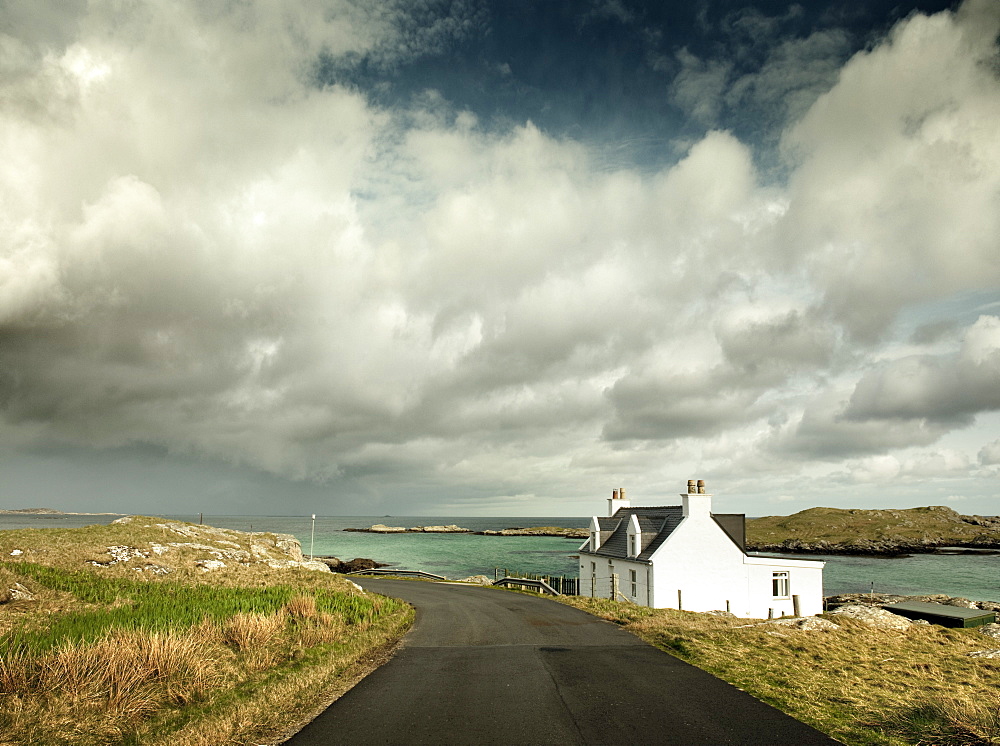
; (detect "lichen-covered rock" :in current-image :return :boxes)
[944,597,978,608]
[458,575,494,585]
[91,517,330,574]
[828,604,912,630]
[7,583,35,602]
[967,650,1000,658]
[979,623,1000,639]
[767,616,840,631]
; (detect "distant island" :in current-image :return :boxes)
[0,508,66,514]
[344,524,471,534]
[0,508,122,516]
[345,524,588,538]
[746,506,1000,556]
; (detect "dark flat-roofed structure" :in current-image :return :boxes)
[885,600,997,628]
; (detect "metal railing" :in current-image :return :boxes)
[493,568,578,595]
[493,576,561,595]
[346,568,448,580]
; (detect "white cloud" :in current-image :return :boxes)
[778,0,1000,341]
[979,439,1000,465]
[1,0,999,514]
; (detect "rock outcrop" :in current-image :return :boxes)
[457,575,494,585]
[978,623,1000,639]
[826,593,1000,613]
[828,604,914,630]
[320,557,387,573]
[89,516,332,573]
[764,616,840,631]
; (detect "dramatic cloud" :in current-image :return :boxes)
[779,0,1000,341]
[1,0,998,515]
[845,315,1000,424]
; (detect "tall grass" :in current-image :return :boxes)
[0,561,412,745]
[2,562,384,654]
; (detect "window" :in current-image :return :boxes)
[631,533,640,557]
[630,569,637,597]
[772,571,790,598]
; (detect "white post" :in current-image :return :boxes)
[310,514,316,560]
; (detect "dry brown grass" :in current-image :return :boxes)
[0,628,229,745]
[562,597,1000,745]
[222,610,287,651]
[285,594,318,619]
[0,522,414,746]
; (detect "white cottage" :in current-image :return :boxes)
[578,480,825,618]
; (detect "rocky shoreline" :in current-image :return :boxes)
[473,527,588,538]
[746,507,1000,556]
[747,539,1000,557]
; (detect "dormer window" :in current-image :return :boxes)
[589,516,602,551]
[626,513,641,558]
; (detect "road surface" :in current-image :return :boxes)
[288,578,839,745]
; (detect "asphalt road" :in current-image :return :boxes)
[288,578,840,745]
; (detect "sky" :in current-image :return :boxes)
[1,0,999,518]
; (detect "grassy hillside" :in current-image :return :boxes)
[746,506,1000,553]
[0,517,413,746]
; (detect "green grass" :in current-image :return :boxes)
[0,520,414,745]
[3,562,386,655]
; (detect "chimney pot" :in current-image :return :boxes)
[620,487,626,501]
[697,479,705,494]
[612,489,619,500]
[687,479,696,494]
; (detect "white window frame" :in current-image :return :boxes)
[772,571,790,598]
[630,569,637,597]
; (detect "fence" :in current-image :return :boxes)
[494,568,579,596]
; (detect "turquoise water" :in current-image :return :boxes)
[3,513,998,602]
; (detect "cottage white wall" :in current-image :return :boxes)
[649,512,750,614]
[577,557,653,604]
[744,557,825,618]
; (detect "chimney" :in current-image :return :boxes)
[682,479,712,518]
[608,486,631,516]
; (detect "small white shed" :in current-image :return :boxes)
[578,481,825,618]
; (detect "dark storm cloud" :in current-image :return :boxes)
[844,316,1000,424]
[1,0,999,515]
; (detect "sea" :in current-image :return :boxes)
[3,513,999,603]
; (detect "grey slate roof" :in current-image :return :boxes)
[580,506,747,561]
